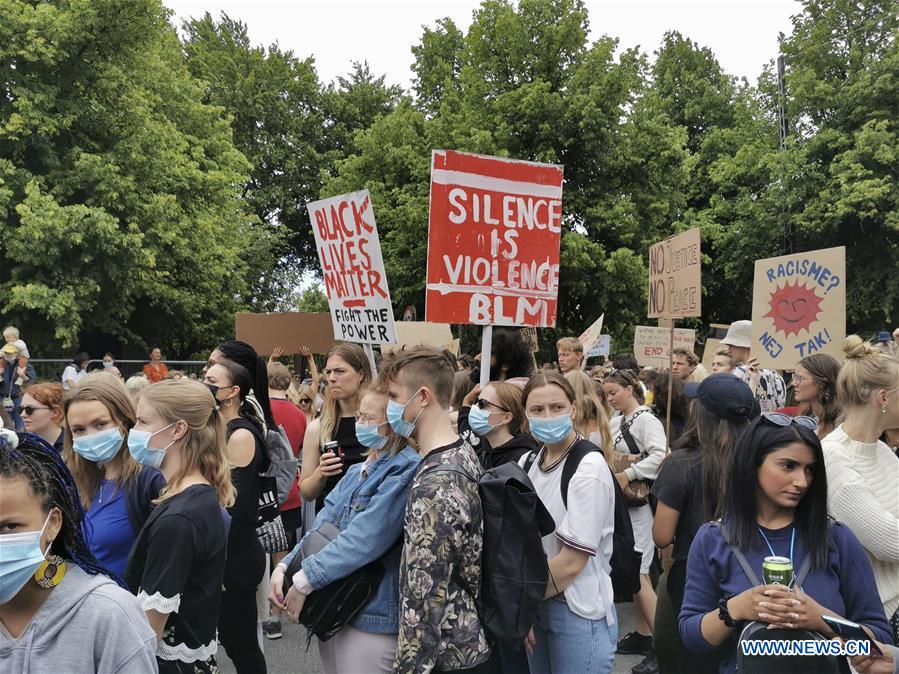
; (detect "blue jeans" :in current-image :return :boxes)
[527,598,618,674]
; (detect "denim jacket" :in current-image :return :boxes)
[282,445,421,634]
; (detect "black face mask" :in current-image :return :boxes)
[204,383,220,405]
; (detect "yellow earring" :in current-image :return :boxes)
[34,553,66,589]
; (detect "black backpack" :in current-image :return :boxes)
[431,460,556,646]
[523,439,642,602]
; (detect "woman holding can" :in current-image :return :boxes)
[299,343,371,513]
[678,413,891,673]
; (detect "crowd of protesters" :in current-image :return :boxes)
[1,319,897,674]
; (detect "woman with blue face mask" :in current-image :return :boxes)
[458,381,536,469]
[0,431,157,672]
[125,379,234,674]
[519,371,618,674]
[269,385,421,674]
[62,374,165,578]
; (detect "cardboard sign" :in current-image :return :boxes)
[521,327,539,353]
[750,246,846,369]
[380,322,455,354]
[648,228,702,319]
[578,314,605,353]
[425,150,564,327]
[307,190,397,344]
[633,326,696,369]
[586,334,611,358]
[235,312,336,355]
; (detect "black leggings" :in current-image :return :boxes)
[218,525,266,674]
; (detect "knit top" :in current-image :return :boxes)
[822,424,899,617]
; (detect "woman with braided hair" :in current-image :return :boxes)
[0,431,158,671]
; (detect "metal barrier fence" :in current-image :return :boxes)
[27,359,207,382]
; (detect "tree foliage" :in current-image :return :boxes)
[0,0,283,356]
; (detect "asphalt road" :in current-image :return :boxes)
[219,601,646,674]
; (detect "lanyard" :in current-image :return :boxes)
[758,526,798,588]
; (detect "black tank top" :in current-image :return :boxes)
[226,418,267,527]
[316,416,366,512]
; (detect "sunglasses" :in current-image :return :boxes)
[761,412,818,431]
[21,406,50,416]
[475,398,510,413]
[298,398,312,405]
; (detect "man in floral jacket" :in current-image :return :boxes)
[382,347,494,674]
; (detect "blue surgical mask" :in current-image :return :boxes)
[0,513,51,604]
[127,423,176,469]
[468,405,499,437]
[355,422,389,450]
[102,361,114,369]
[72,427,123,463]
[528,414,573,445]
[387,391,422,439]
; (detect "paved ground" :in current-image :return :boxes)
[219,601,646,674]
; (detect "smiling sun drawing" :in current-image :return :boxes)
[764,281,824,337]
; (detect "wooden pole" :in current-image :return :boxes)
[665,320,675,450]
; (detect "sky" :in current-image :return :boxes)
[164,0,804,90]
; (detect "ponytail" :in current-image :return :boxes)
[216,340,276,430]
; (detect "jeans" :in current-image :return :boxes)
[528,598,618,674]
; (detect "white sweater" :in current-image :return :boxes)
[822,424,899,618]
[609,406,667,482]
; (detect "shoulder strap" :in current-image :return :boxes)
[620,412,644,456]
[710,521,763,587]
[523,449,539,474]
[561,439,601,509]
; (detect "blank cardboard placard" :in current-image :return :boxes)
[380,322,455,354]
[750,246,846,370]
[647,228,702,319]
[235,313,336,356]
[307,189,397,345]
[425,150,564,327]
[633,326,696,369]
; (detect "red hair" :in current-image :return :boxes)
[24,381,65,425]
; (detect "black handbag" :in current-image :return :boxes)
[282,521,388,641]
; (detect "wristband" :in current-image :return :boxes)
[718,596,734,627]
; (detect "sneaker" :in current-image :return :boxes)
[616,631,653,656]
[262,618,282,640]
[632,654,658,674]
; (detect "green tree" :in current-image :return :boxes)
[0,0,280,355]
[182,12,326,272]
[295,286,329,312]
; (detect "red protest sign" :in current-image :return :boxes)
[425,150,564,327]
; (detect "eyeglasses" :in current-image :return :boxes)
[298,398,312,405]
[791,374,807,385]
[21,406,50,416]
[475,398,510,413]
[761,412,818,431]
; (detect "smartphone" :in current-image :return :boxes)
[822,615,883,656]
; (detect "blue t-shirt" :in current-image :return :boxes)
[679,520,892,673]
[85,479,136,578]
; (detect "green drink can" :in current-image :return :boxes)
[763,556,793,586]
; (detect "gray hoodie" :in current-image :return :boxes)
[0,565,158,673]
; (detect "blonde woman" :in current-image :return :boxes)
[63,374,164,577]
[299,343,371,512]
[270,385,420,674]
[565,369,613,452]
[288,381,317,424]
[821,336,899,642]
[125,379,234,674]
